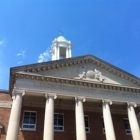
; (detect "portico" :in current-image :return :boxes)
[6,36,140,140]
[6,81,140,140]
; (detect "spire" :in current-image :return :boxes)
[50,35,72,61]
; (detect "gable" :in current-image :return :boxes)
[35,63,138,87]
[10,55,140,89]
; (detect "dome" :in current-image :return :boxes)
[56,36,68,42]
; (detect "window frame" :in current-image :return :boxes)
[54,113,64,131]
[84,115,90,133]
[22,111,37,131]
[123,118,132,135]
[101,117,105,134]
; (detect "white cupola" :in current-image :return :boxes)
[50,35,72,61]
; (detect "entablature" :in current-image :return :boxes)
[10,55,140,88]
[11,72,140,95]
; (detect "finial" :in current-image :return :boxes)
[58,30,64,36]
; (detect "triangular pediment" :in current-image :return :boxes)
[34,64,137,87]
[10,55,140,88]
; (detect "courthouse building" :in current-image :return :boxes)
[0,35,140,140]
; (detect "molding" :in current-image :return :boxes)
[0,101,12,108]
[127,102,137,107]
[11,72,140,94]
[24,58,140,86]
[10,55,140,90]
[12,89,25,100]
[102,100,112,105]
[15,81,140,104]
[12,89,25,96]
[75,96,86,102]
[45,93,57,99]
[0,89,9,93]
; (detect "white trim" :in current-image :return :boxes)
[22,111,37,131]
[0,101,12,108]
[123,118,132,135]
[54,113,64,131]
[101,116,105,134]
[84,115,90,133]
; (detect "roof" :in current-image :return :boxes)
[56,36,68,42]
[9,54,140,92]
[0,89,9,94]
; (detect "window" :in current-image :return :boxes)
[101,117,105,133]
[22,111,37,130]
[123,118,131,135]
[54,113,64,131]
[84,116,90,132]
[137,113,140,128]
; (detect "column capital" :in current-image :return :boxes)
[75,96,86,102]
[12,89,25,100]
[102,99,112,105]
[127,102,137,108]
[45,93,57,99]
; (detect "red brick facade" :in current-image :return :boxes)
[18,108,133,140]
[0,91,12,140]
[0,91,137,140]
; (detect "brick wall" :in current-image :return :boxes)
[0,91,12,140]
[17,107,133,140]
[0,92,11,101]
[18,107,44,140]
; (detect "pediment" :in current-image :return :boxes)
[11,55,140,88]
[34,63,138,87]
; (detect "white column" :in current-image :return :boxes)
[57,46,59,60]
[127,102,140,140]
[102,100,116,140]
[66,48,69,58]
[54,46,57,60]
[52,53,54,61]
[6,90,25,140]
[43,94,57,140]
[69,46,71,58]
[75,97,86,140]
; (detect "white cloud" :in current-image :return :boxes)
[16,50,26,58]
[0,38,6,46]
[38,48,51,63]
[17,61,23,64]
[0,41,4,45]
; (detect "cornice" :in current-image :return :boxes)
[10,55,140,92]
[10,72,140,94]
[0,89,9,93]
[23,57,140,87]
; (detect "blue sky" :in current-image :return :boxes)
[0,0,140,90]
